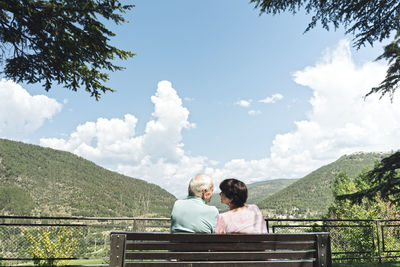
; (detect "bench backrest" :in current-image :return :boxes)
[109,231,331,267]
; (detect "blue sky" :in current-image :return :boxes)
[1,1,399,198]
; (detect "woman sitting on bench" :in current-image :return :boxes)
[215,178,267,234]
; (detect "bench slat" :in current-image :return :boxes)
[126,241,316,251]
[124,260,315,267]
[116,232,318,242]
[109,231,332,267]
[125,250,316,260]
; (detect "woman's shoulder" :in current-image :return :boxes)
[247,204,262,212]
[219,207,241,218]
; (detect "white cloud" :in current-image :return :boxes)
[248,110,261,116]
[208,39,400,182]
[40,80,205,197]
[0,79,62,139]
[39,40,400,198]
[235,99,252,108]
[184,97,194,102]
[259,93,284,104]
[278,40,400,163]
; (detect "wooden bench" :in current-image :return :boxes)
[109,231,331,267]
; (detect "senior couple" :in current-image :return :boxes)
[171,174,267,234]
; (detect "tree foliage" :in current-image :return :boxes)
[367,32,400,101]
[257,153,388,218]
[0,0,134,100]
[24,226,79,266]
[0,185,34,215]
[337,151,400,204]
[250,0,400,99]
[0,138,176,217]
[328,172,400,220]
[325,171,400,262]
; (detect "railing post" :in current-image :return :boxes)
[375,220,382,264]
[133,218,137,231]
[265,219,269,233]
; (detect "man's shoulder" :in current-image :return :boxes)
[173,198,192,206]
[203,204,219,216]
[173,198,218,213]
[206,204,219,212]
[172,198,195,209]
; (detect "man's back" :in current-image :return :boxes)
[171,196,219,233]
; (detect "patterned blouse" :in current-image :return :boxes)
[215,204,267,234]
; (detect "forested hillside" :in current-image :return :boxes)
[0,139,176,217]
[258,152,389,218]
[210,178,297,211]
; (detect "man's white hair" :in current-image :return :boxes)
[188,174,213,197]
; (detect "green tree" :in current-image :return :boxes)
[0,254,7,266]
[250,0,400,99]
[24,226,80,266]
[337,151,400,204]
[0,0,134,100]
[327,172,399,220]
[0,186,34,215]
[326,171,400,261]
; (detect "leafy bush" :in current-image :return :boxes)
[24,227,80,266]
[0,254,7,266]
[326,171,400,262]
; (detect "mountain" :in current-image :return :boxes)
[257,152,390,218]
[209,178,297,212]
[0,138,176,217]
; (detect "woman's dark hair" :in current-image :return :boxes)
[219,178,248,208]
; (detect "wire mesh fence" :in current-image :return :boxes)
[0,216,169,266]
[1,216,400,265]
[266,218,400,264]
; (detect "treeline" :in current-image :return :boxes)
[258,152,390,218]
[322,159,400,261]
[0,138,176,217]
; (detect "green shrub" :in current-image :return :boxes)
[24,227,79,266]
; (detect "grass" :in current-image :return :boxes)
[66,259,107,265]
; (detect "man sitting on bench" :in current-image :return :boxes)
[170,174,219,233]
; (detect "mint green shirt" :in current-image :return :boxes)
[170,196,219,233]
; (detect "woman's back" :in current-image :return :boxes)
[215,204,267,234]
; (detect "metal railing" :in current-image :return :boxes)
[1,216,400,265]
[266,218,400,264]
[0,215,170,266]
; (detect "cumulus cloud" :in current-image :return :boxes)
[0,79,62,139]
[272,40,400,167]
[235,99,252,108]
[259,93,284,104]
[248,110,262,116]
[39,40,400,198]
[184,97,194,102]
[40,81,205,197]
[207,39,400,182]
